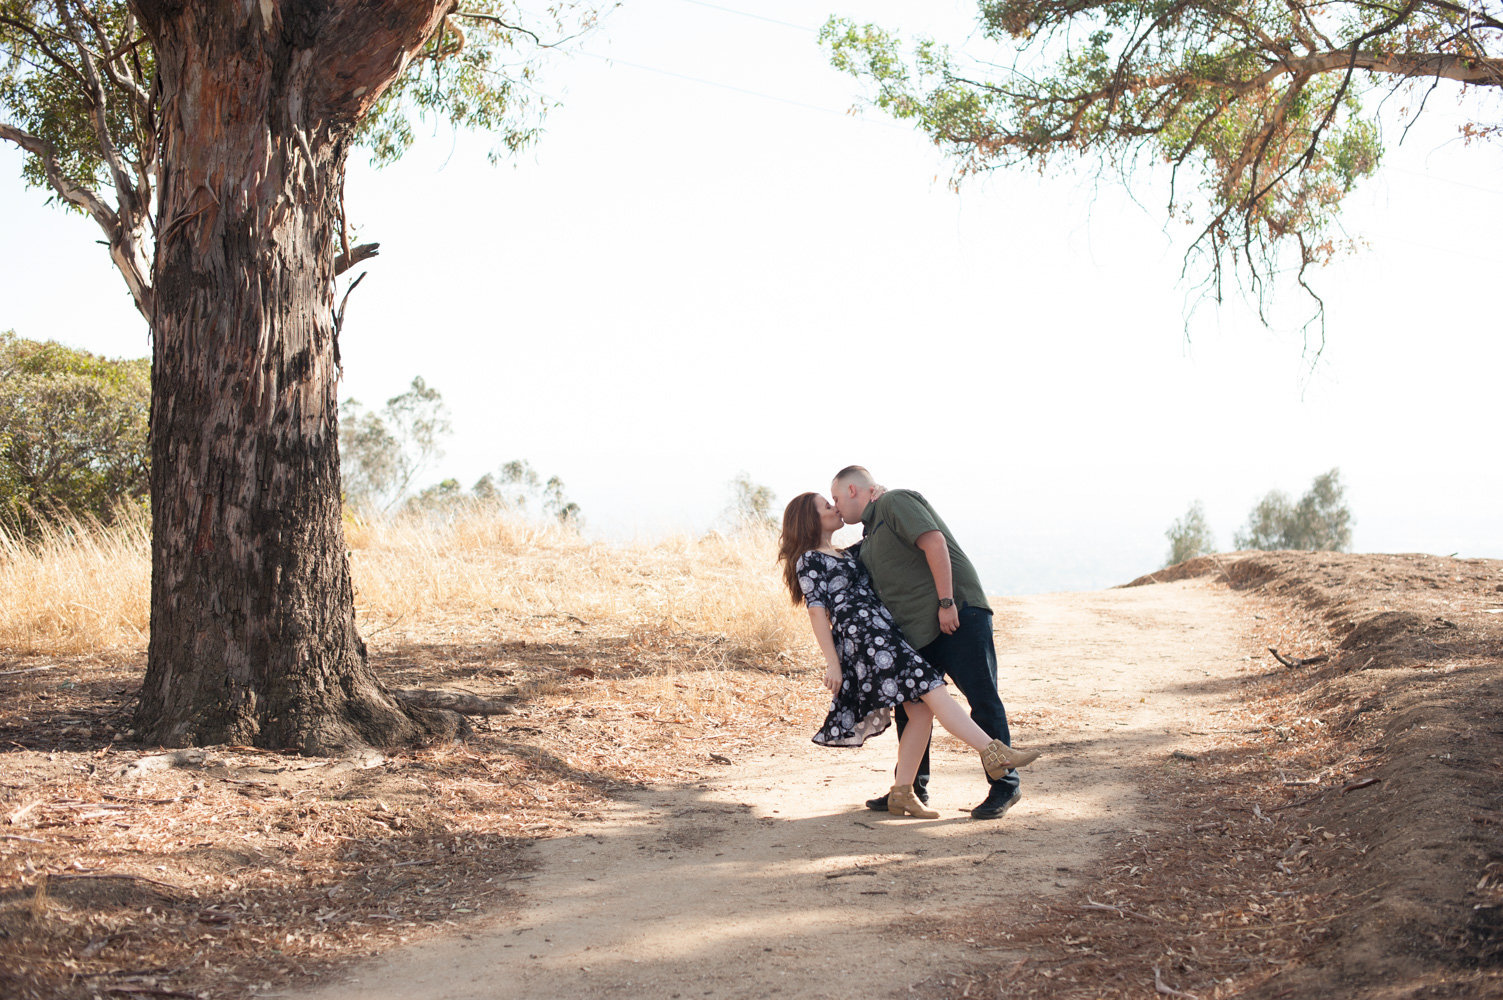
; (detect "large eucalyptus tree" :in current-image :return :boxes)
[1,1,594,751]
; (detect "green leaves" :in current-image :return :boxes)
[1165,500,1216,566]
[357,3,602,166]
[0,1,153,198]
[820,0,1496,318]
[1234,468,1353,551]
[0,330,150,530]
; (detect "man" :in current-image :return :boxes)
[830,465,1022,820]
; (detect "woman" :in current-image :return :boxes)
[778,491,1040,818]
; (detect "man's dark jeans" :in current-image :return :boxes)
[894,606,1020,797]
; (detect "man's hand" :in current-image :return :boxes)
[823,661,843,694]
[916,531,958,635]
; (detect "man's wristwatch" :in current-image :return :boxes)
[937,598,955,609]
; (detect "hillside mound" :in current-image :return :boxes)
[1135,551,1503,994]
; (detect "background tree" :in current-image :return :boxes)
[1164,500,1215,567]
[1234,468,1353,550]
[341,377,451,514]
[1,2,600,751]
[403,477,467,516]
[472,459,581,524]
[724,472,776,530]
[821,3,1501,326]
[1235,490,1296,550]
[0,330,149,529]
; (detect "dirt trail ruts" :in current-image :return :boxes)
[294,579,1262,1000]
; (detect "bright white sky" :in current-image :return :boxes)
[2,0,1499,594]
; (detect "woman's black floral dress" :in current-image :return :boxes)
[797,547,946,747]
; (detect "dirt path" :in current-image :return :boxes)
[295,579,1262,1000]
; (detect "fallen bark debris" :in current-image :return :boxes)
[1268,647,1329,668]
[1082,898,1160,922]
[1153,965,1199,999]
[0,664,60,677]
[6,798,42,824]
[825,868,877,880]
[392,688,515,716]
[118,749,206,778]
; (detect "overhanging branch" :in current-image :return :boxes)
[0,122,119,228]
[0,122,153,317]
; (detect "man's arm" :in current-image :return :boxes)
[916,530,959,635]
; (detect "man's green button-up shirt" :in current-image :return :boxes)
[858,489,990,650]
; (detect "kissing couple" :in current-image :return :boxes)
[777,466,1040,820]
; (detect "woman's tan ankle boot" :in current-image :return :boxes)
[887,783,939,819]
[981,739,1040,780]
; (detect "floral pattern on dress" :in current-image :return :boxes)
[797,548,946,747]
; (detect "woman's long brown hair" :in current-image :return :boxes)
[778,492,825,605]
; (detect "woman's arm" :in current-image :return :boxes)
[806,606,843,693]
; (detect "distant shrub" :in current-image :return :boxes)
[0,331,149,531]
[1234,468,1353,552]
[724,472,775,530]
[1164,501,1216,567]
[469,459,581,524]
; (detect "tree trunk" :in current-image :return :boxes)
[132,0,459,752]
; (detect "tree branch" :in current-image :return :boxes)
[0,11,90,89]
[334,242,381,275]
[54,0,139,207]
[74,4,153,115]
[0,123,118,228]
[1246,47,1503,87]
[309,0,456,117]
[453,10,542,46]
[0,122,152,316]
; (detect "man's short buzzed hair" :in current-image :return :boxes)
[833,465,873,488]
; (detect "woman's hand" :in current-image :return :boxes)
[823,661,842,694]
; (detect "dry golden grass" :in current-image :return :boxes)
[0,504,811,668]
[0,508,151,654]
[346,508,804,664]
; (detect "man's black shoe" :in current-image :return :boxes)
[970,786,1021,820]
[866,779,929,811]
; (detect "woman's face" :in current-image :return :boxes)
[815,495,843,535]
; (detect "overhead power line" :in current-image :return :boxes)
[674,0,817,33]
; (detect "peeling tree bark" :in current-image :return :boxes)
[131,0,459,752]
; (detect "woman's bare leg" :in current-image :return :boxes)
[919,684,993,752]
[921,683,1041,773]
[894,701,934,785]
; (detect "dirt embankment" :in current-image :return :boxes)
[1137,552,1503,986]
[950,552,1502,1000]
